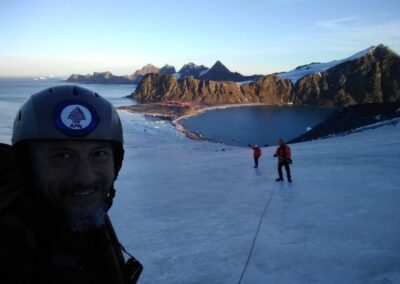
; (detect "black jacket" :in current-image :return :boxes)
[0,144,142,284]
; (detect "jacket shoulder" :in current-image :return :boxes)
[0,209,35,282]
[0,143,27,212]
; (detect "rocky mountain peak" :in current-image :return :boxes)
[180,62,206,71]
[372,44,397,59]
[209,60,230,73]
[162,64,175,69]
[178,63,209,79]
[160,64,176,75]
[135,64,159,75]
[199,60,261,82]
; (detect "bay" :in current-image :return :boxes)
[180,105,334,146]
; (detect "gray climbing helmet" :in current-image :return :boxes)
[12,85,124,175]
[12,85,123,146]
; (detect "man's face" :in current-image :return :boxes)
[29,140,115,231]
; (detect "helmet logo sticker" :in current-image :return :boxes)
[54,101,98,137]
[64,105,90,129]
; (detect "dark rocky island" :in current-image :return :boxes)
[66,71,134,84]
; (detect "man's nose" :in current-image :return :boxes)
[73,158,96,186]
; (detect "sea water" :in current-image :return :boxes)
[180,105,334,146]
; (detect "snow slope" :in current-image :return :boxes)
[111,112,400,284]
[278,46,376,84]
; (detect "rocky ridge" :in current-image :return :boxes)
[293,45,400,107]
[133,73,293,104]
[132,44,400,108]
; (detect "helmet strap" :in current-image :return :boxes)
[105,187,116,212]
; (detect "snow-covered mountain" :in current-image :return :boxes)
[278,46,376,83]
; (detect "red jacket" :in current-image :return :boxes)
[251,146,262,158]
[275,144,291,159]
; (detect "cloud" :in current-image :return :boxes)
[316,16,360,29]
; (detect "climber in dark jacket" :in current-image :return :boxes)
[0,86,142,284]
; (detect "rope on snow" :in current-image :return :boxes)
[237,181,277,284]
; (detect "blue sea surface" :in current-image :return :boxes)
[180,105,334,146]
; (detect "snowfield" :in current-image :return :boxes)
[111,112,400,284]
[277,46,375,84]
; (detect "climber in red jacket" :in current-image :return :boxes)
[248,144,262,168]
[273,138,292,182]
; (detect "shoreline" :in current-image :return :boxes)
[118,102,272,142]
[118,102,400,146]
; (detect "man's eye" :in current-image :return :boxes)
[93,150,110,160]
[52,152,72,159]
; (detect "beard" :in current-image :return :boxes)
[66,203,107,232]
[33,178,112,232]
[60,184,111,232]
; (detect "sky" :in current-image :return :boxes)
[0,0,400,77]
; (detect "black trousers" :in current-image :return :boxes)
[254,156,259,168]
[278,161,291,180]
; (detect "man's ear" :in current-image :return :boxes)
[112,144,124,180]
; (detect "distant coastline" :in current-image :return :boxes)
[118,102,272,141]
